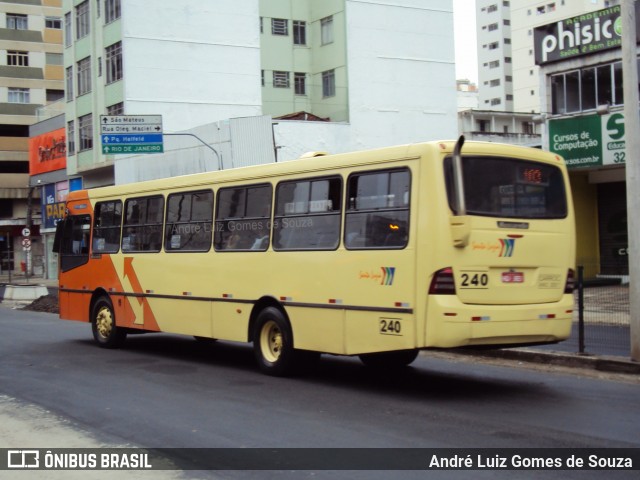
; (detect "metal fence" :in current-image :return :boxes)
[561,265,631,357]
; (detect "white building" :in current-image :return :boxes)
[63,0,458,186]
[476,0,513,111]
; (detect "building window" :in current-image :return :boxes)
[76,1,90,39]
[504,57,512,63]
[271,18,288,36]
[273,71,290,88]
[78,114,93,151]
[293,20,306,45]
[261,69,264,86]
[489,60,500,68]
[490,98,501,106]
[7,51,28,67]
[8,88,30,103]
[550,61,624,115]
[64,12,72,47]
[522,122,534,134]
[105,42,122,84]
[294,72,306,95]
[67,120,75,155]
[504,38,511,44]
[105,0,121,24]
[322,69,335,97]
[66,66,74,100]
[77,57,91,96]
[506,94,513,101]
[488,42,499,50]
[46,89,64,102]
[45,16,62,29]
[321,16,334,45]
[503,19,510,25]
[505,75,513,82]
[6,14,28,30]
[107,102,124,116]
[490,79,500,87]
[487,4,498,13]
[488,23,498,31]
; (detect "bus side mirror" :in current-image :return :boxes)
[52,218,66,254]
[450,215,470,248]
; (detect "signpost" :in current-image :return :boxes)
[100,115,164,154]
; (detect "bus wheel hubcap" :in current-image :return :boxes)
[96,307,113,338]
[261,320,282,363]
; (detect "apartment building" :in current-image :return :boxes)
[0,0,63,273]
[62,0,262,187]
[476,0,513,111]
[476,0,619,112]
[61,0,456,187]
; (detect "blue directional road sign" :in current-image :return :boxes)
[100,115,164,154]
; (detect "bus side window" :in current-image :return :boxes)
[272,176,342,251]
[164,190,213,252]
[214,184,272,251]
[59,214,92,272]
[345,168,410,249]
[93,200,122,253]
[122,195,164,252]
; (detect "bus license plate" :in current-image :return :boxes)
[502,271,524,283]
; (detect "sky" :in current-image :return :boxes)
[452,0,478,83]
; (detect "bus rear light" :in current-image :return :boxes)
[471,316,490,322]
[429,267,456,295]
[538,314,556,319]
[564,269,575,293]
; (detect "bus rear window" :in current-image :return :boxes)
[444,156,567,219]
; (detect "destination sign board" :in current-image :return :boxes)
[100,115,163,154]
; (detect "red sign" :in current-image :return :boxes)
[502,271,524,283]
[29,127,67,175]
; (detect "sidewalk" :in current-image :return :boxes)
[0,272,59,288]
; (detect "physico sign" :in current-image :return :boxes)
[534,5,639,65]
[549,112,628,168]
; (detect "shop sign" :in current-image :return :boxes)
[29,127,66,175]
[41,182,68,229]
[534,5,639,65]
[548,112,627,168]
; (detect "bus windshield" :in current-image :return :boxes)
[445,156,568,219]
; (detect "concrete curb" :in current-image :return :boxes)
[456,348,640,375]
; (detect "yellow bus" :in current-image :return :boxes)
[54,138,575,376]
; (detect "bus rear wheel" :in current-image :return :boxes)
[252,307,299,376]
[91,296,127,349]
[359,349,419,368]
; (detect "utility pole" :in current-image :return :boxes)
[621,0,640,361]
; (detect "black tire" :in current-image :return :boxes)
[91,296,127,348]
[252,307,299,376]
[359,349,419,368]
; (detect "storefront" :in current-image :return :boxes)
[29,115,68,280]
[535,4,637,280]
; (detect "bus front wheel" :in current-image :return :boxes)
[359,349,419,368]
[253,307,297,376]
[91,296,127,349]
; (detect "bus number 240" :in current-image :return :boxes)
[379,319,402,335]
